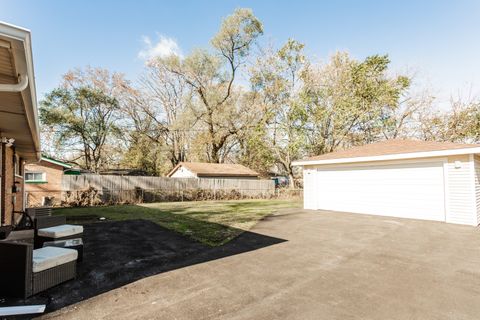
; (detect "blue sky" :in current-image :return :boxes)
[1,0,480,106]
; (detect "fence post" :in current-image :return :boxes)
[214,179,217,200]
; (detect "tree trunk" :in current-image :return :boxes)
[288,173,295,189]
[210,143,221,163]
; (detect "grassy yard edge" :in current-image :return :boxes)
[54,199,301,246]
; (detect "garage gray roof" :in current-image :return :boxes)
[297,139,480,163]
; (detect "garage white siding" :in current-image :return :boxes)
[303,167,318,210]
[297,140,480,226]
[311,160,446,221]
[445,155,476,225]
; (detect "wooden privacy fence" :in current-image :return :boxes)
[60,174,276,206]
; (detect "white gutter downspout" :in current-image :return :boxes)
[0,74,28,92]
[0,39,29,92]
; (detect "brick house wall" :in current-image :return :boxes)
[25,160,64,207]
[1,145,25,226]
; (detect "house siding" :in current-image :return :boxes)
[445,154,476,225]
[170,167,196,178]
[170,166,259,180]
[25,160,65,207]
[474,155,480,225]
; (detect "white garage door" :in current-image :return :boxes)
[312,160,446,221]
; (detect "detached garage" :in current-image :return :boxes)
[293,139,480,226]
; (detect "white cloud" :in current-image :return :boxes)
[138,34,182,61]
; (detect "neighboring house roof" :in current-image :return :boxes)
[41,156,72,169]
[0,22,40,160]
[167,162,259,178]
[64,168,90,175]
[63,168,81,175]
[293,139,480,166]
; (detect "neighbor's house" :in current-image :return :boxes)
[167,162,259,180]
[294,139,480,226]
[0,22,40,228]
[25,156,72,206]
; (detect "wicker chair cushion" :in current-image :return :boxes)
[37,225,83,238]
[32,247,78,273]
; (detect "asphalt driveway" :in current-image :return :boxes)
[41,209,480,320]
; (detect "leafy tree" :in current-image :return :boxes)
[41,87,120,172]
[120,132,168,175]
[40,67,127,172]
[249,39,308,187]
[302,52,410,155]
[350,55,410,143]
[238,124,276,176]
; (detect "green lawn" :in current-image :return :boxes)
[54,199,301,246]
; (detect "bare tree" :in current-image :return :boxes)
[158,8,263,163]
[381,88,436,139]
[141,58,191,165]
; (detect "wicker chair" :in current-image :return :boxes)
[26,207,53,218]
[0,242,77,298]
[34,216,83,249]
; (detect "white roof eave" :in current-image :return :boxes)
[41,157,72,168]
[0,21,41,161]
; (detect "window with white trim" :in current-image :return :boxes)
[25,172,46,182]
